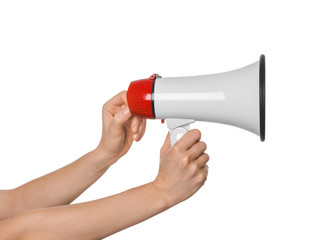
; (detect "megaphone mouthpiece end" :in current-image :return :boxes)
[259,54,266,142]
[127,74,159,119]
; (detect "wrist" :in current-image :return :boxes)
[148,182,170,211]
[91,147,118,173]
[151,181,174,209]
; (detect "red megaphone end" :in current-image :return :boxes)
[127,74,157,119]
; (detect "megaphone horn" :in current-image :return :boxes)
[127,55,266,145]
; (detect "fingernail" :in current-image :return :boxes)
[133,125,138,133]
[133,134,138,140]
[123,106,130,115]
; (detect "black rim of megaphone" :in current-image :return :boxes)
[259,54,266,142]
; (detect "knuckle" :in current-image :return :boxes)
[113,113,120,122]
[113,114,124,124]
[189,163,198,174]
[179,157,188,169]
[171,147,182,160]
[181,155,190,164]
[172,144,182,154]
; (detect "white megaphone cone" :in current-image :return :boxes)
[127,55,266,145]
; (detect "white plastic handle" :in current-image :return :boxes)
[169,126,189,146]
[166,118,195,146]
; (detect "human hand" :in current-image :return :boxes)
[152,130,209,208]
[96,91,146,166]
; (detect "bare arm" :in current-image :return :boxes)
[1,149,109,221]
[0,130,209,240]
[0,183,166,240]
[0,91,146,220]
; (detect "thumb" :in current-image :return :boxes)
[111,105,131,129]
[160,132,171,157]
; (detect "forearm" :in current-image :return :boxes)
[7,182,168,240]
[0,190,15,220]
[7,148,113,219]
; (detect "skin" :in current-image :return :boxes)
[0,91,209,240]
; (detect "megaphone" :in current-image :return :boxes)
[127,55,266,145]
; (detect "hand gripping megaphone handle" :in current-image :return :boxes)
[166,119,196,146]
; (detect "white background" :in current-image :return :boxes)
[0,1,318,239]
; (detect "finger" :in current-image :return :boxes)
[202,165,209,177]
[141,119,146,137]
[160,132,171,157]
[111,105,131,129]
[130,116,141,134]
[195,153,210,169]
[106,91,128,107]
[175,129,201,151]
[134,118,146,141]
[199,165,209,183]
[188,141,207,161]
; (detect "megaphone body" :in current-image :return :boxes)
[127,55,266,144]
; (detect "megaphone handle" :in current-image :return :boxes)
[169,125,190,146]
[166,119,195,146]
